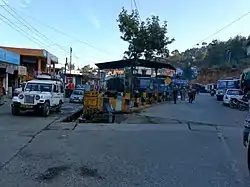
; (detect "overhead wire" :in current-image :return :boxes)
[132,0,141,22]
[192,11,250,48]
[0,13,47,48]
[0,0,69,53]
[8,5,112,56]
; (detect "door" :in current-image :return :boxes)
[52,84,60,106]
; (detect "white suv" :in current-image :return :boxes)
[11,79,64,116]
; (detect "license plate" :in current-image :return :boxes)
[21,104,33,109]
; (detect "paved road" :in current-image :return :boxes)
[0,99,82,172]
[0,94,249,186]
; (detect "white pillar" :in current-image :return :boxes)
[5,73,8,94]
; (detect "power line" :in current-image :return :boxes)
[132,0,141,21]
[192,11,250,48]
[9,6,112,56]
[0,0,68,53]
[0,13,48,48]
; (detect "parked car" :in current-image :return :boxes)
[223,89,244,105]
[69,89,84,103]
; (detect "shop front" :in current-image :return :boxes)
[0,48,20,96]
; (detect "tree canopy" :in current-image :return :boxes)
[117,7,174,60]
[169,35,250,71]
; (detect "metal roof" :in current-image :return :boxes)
[95,59,176,70]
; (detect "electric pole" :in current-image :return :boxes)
[64,57,68,86]
[70,47,72,75]
[65,57,68,74]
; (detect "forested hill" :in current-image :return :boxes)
[168,35,250,82]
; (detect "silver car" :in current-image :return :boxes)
[69,90,84,103]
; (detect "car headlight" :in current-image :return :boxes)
[35,95,40,100]
[19,94,24,99]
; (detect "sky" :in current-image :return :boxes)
[0,0,250,68]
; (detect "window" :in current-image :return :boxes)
[217,81,227,89]
[25,83,52,92]
[72,90,83,95]
[53,85,59,93]
[60,85,64,93]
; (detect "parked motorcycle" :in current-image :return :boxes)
[229,98,238,109]
[243,100,250,172]
[238,99,249,111]
[210,89,215,96]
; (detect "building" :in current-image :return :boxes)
[0,46,58,81]
[0,48,20,95]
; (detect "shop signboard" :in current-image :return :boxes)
[18,66,27,75]
[0,48,20,65]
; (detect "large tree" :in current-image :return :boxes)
[117,8,174,60]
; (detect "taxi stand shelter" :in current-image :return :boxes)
[95,59,176,111]
[95,59,176,91]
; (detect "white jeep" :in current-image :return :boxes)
[11,78,64,117]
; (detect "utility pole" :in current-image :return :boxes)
[64,57,68,86]
[70,47,72,75]
[65,57,68,74]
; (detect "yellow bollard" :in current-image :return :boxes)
[109,97,116,110]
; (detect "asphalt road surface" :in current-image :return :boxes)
[0,94,249,187]
[0,98,82,174]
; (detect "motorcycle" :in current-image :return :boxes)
[243,101,250,171]
[210,89,215,96]
[229,98,238,109]
[238,99,249,111]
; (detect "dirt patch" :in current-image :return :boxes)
[79,165,104,179]
[36,165,69,181]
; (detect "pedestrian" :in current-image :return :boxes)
[180,87,183,100]
[183,87,186,101]
[188,87,195,103]
[173,86,178,104]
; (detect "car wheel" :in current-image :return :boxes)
[56,101,62,112]
[42,102,50,117]
[11,106,20,116]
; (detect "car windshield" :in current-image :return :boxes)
[227,90,243,95]
[25,83,52,92]
[72,90,83,95]
[217,80,239,89]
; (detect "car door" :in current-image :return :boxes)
[51,84,57,106]
[55,85,61,105]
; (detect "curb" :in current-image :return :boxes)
[114,101,170,114]
[59,108,83,122]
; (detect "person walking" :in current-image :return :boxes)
[183,87,186,101]
[188,87,195,103]
[173,86,178,104]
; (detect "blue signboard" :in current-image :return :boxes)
[172,78,188,85]
[0,48,20,65]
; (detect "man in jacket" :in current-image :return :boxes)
[173,86,178,104]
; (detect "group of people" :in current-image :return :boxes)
[172,86,196,104]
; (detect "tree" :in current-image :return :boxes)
[80,65,93,74]
[170,35,250,71]
[117,7,174,60]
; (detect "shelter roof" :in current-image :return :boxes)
[95,59,176,70]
